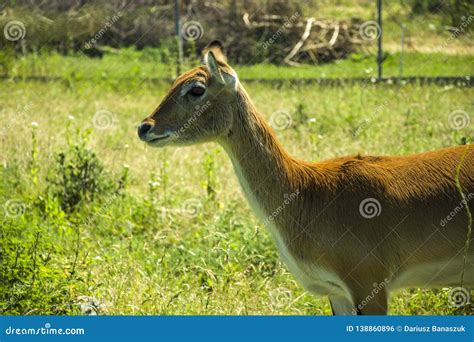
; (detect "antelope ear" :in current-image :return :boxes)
[203,51,225,84]
[203,40,238,88]
[203,40,227,63]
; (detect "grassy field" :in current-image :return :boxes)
[3,49,474,80]
[0,52,473,315]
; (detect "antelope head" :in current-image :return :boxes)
[138,40,239,147]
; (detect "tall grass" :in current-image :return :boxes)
[0,58,472,315]
[1,49,473,80]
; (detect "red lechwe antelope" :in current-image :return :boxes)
[138,41,474,315]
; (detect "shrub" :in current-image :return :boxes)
[46,130,124,212]
[0,218,81,314]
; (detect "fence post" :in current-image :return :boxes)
[174,0,183,76]
[400,24,405,78]
[377,0,383,81]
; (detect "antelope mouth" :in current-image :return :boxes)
[145,133,172,146]
[148,134,170,142]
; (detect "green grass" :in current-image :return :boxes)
[238,53,474,79]
[2,49,473,81]
[0,54,473,315]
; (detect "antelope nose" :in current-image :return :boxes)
[138,122,153,140]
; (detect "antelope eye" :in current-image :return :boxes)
[188,85,206,97]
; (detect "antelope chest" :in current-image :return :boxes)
[229,153,349,298]
[233,171,345,297]
[265,218,348,298]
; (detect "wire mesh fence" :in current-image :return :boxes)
[0,0,472,81]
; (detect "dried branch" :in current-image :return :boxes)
[284,17,314,66]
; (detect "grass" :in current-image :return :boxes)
[238,53,474,79]
[3,49,473,80]
[0,52,473,315]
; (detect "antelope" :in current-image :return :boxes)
[138,41,474,315]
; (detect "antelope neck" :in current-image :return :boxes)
[219,88,300,220]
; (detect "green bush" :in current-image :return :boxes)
[409,0,474,27]
[1,129,130,314]
[0,217,82,314]
[46,130,121,212]
[0,48,15,76]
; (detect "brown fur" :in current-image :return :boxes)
[139,41,474,315]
